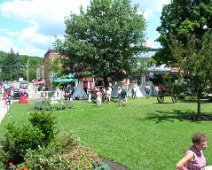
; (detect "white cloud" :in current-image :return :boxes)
[20,46,48,57]
[133,0,171,12]
[142,0,171,12]
[0,36,14,52]
[16,25,57,56]
[132,0,171,19]
[0,0,90,57]
[143,9,153,18]
[145,38,160,49]
[0,28,19,37]
[0,0,90,35]
[0,0,170,56]
[0,36,21,54]
[20,26,54,48]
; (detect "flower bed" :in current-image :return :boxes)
[33,100,72,111]
[8,144,109,170]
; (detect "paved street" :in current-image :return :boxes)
[0,95,9,124]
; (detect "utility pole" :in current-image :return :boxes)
[26,59,29,82]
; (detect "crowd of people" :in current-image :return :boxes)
[84,84,146,107]
[35,81,153,104]
[3,87,27,105]
[58,82,153,107]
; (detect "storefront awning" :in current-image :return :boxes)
[35,80,46,85]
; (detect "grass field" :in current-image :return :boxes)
[0,97,212,170]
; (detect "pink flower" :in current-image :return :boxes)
[9,162,14,167]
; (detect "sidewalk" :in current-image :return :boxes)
[0,90,52,124]
[0,99,10,124]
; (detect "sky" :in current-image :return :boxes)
[0,0,171,57]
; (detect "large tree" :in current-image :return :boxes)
[55,0,146,86]
[154,0,212,116]
[170,32,212,116]
[154,0,212,66]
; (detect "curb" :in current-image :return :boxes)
[0,100,10,124]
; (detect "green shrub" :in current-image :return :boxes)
[53,131,80,149]
[24,132,80,170]
[0,111,57,168]
[0,124,44,167]
[24,144,68,170]
[29,111,56,145]
[178,93,186,100]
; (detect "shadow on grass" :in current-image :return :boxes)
[143,109,212,124]
[181,99,212,104]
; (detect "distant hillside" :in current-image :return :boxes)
[0,51,8,58]
[0,50,43,60]
[0,50,43,81]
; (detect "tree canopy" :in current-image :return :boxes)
[154,0,212,66]
[55,0,147,85]
[170,32,212,115]
[0,50,42,81]
[154,0,212,116]
[0,49,22,80]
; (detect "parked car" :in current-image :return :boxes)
[20,82,28,89]
[38,85,49,91]
[13,90,28,100]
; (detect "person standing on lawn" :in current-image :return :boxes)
[117,86,122,102]
[3,91,8,104]
[96,89,102,106]
[106,86,112,102]
[10,89,14,101]
[120,87,127,106]
[131,85,137,99]
[145,84,151,98]
[176,132,208,170]
[87,87,92,102]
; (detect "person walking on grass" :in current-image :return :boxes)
[10,89,14,101]
[176,132,208,170]
[120,88,127,106]
[118,86,122,102]
[96,89,102,106]
[7,94,12,105]
[87,87,92,102]
[3,91,8,104]
[145,84,151,98]
[106,86,112,102]
[131,85,137,99]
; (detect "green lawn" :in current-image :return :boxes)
[1,97,212,170]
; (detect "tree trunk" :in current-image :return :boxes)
[197,91,201,116]
[103,77,109,88]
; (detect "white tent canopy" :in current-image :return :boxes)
[72,85,88,100]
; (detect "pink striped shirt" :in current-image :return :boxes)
[186,146,206,170]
